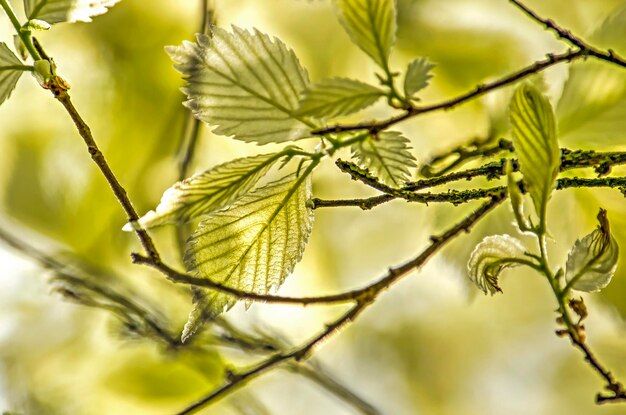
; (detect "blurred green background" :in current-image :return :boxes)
[1,0,626,414]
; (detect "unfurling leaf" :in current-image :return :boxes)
[467,234,527,295]
[334,0,397,70]
[296,78,384,118]
[23,0,120,24]
[351,131,417,187]
[124,153,282,231]
[565,209,619,292]
[0,43,27,106]
[167,27,312,145]
[509,84,560,225]
[505,160,531,232]
[184,172,314,319]
[403,57,434,99]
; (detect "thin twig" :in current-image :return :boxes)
[175,194,505,414]
[312,49,585,136]
[509,0,626,69]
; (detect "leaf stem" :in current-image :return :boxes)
[0,0,41,60]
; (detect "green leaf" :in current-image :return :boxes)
[565,209,619,293]
[23,0,120,24]
[509,84,560,226]
[166,27,312,145]
[0,43,27,106]
[184,171,314,319]
[124,153,282,231]
[296,78,384,118]
[334,0,397,70]
[403,57,434,99]
[351,131,417,187]
[467,234,527,295]
[505,160,531,232]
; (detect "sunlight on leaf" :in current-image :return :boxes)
[565,209,619,292]
[0,43,26,106]
[334,0,397,70]
[509,84,560,226]
[23,0,120,24]
[403,57,434,100]
[467,234,527,295]
[167,27,312,145]
[296,77,384,119]
[351,131,417,187]
[184,171,313,320]
[124,153,282,231]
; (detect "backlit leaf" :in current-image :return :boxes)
[351,131,417,187]
[23,0,120,24]
[0,43,26,106]
[124,153,282,231]
[467,234,527,295]
[296,77,384,118]
[403,57,434,99]
[334,0,397,69]
[565,209,619,292]
[166,27,312,144]
[184,172,313,319]
[509,84,560,225]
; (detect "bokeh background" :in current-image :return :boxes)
[1,0,626,414]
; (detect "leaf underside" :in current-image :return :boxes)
[509,84,560,222]
[0,43,25,106]
[296,77,384,119]
[167,26,311,144]
[126,153,281,230]
[24,0,120,24]
[467,234,527,295]
[334,0,397,69]
[352,131,417,187]
[184,172,314,322]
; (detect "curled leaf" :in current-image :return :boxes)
[565,209,619,292]
[0,43,27,106]
[467,234,527,295]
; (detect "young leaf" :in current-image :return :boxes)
[334,0,397,70]
[184,171,314,318]
[403,57,434,100]
[0,43,27,106]
[23,0,120,24]
[351,131,417,187]
[296,78,384,118]
[565,209,619,292]
[505,160,531,232]
[124,153,282,231]
[166,27,312,145]
[467,234,527,295]
[509,84,560,226]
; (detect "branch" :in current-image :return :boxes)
[175,195,506,414]
[312,49,585,136]
[0,224,180,348]
[312,149,626,210]
[510,0,626,69]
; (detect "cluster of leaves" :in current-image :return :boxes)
[123,0,433,340]
[468,84,619,298]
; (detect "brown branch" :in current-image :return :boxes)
[312,49,585,136]
[175,195,506,414]
[509,0,626,69]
